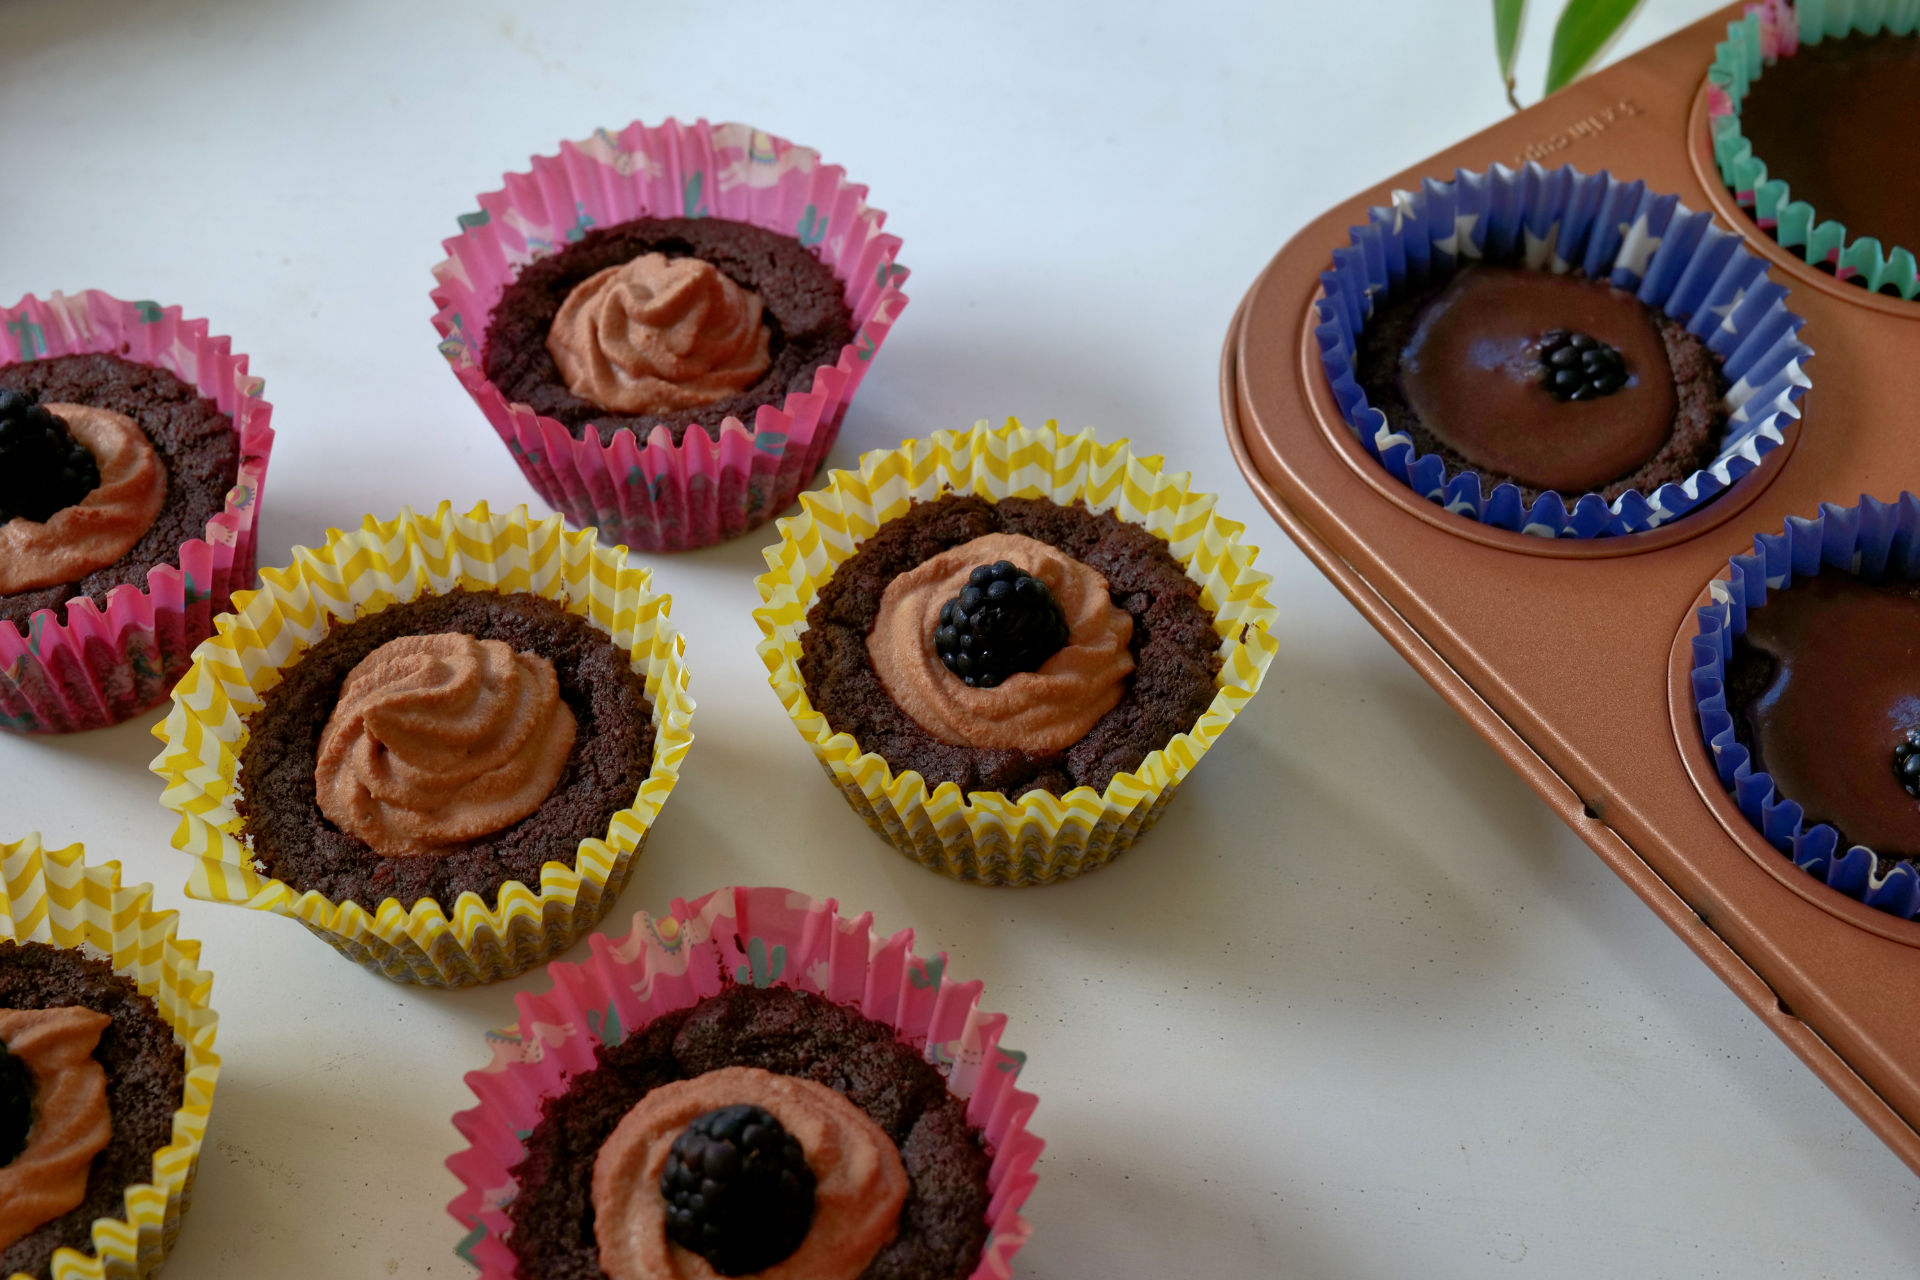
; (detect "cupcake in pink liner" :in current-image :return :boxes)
[0,290,273,734]
[448,886,1040,1280]
[431,120,909,553]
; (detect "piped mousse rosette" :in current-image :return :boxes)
[447,886,1040,1280]
[754,419,1277,886]
[1691,494,1920,920]
[0,291,273,733]
[1709,0,1920,299]
[0,835,219,1280]
[149,502,695,987]
[1315,163,1811,537]
[431,119,909,552]
[867,536,1133,756]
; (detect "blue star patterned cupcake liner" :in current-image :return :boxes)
[1690,493,1920,919]
[1314,162,1813,538]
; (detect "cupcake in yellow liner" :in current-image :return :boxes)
[754,419,1278,885]
[0,834,219,1280]
[147,502,696,987]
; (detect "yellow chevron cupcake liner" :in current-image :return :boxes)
[754,418,1278,885]
[0,835,219,1280]
[147,502,696,987]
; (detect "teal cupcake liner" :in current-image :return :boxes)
[1708,0,1920,300]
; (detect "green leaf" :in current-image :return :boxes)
[1493,0,1526,83]
[1544,0,1645,95]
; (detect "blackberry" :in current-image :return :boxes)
[933,560,1071,689]
[1894,731,1920,799]
[0,1039,31,1166]
[0,387,101,523]
[1537,329,1629,402]
[659,1103,816,1275]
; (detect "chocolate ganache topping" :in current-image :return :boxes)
[1398,265,1677,494]
[1738,33,1920,271]
[1736,574,1920,857]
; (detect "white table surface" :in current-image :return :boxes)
[3,1,1915,1275]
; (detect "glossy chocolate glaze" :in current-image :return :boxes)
[1733,575,1920,858]
[1398,266,1675,492]
[1739,33,1920,262]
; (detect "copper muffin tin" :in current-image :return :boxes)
[1222,5,1920,1172]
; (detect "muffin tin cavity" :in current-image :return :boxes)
[1314,162,1811,540]
[1704,1,1920,305]
[1683,493,1920,936]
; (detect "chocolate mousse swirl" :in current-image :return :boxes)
[547,253,772,415]
[0,1006,113,1251]
[0,404,166,594]
[868,532,1134,753]
[592,1067,908,1280]
[314,633,576,856]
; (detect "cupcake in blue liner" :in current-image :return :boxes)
[1315,162,1813,538]
[1690,493,1920,920]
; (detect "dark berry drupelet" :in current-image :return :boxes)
[1894,730,1920,799]
[0,1039,31,1166]
[0,387,101,523]
[1537,329,1629,402]
[659,1103,816,1275]
[933,560,1071,689]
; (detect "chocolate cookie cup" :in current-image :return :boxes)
[1316,162,1811,538]
[0,291,273,734]
[0,835,219,1280]
[447,886,1039,1280]
[1689,494,1920,920]
[431,119,908,553]
[1709,1,1920,301]
[755,420,1277,886]
[148,503,695,987]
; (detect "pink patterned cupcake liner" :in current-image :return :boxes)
[431,120,909,553]
[0,291,274,734]
[448,886,1040,1278]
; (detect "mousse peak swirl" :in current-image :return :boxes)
[547,252,773,415]
[0,1006,113,1251]
[314,632,576,856]
[592,1067,908,1280]
[868,532,1134,753]
[0,404,166,594]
